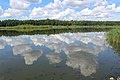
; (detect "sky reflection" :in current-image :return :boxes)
[0,32,106,76]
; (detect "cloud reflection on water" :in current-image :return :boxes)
[0,39,6,49]
[0,32,106,76]
[46,53,62,64]
[64,44,98,76]
[13,45,43,65]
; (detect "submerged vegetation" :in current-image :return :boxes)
[107,29,120,54]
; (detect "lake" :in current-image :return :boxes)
[0,32,120,80]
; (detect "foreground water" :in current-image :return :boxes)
[0,32,120,80]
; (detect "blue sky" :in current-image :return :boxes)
[0,0,120,21]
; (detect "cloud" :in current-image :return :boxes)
[26,0,41,4]
[0,8,27,18]
[0,0,42,19]
[80,8,92,16]
[29,7,43,19]
[68,2,120,20]
[29,0,63,19]
[10,0,41,10]
[51,8,75,20]
[115,6,120,12]
[0,6,3,14]
[29,3,120,20]
[94,0,108,7]
[0,0,120,20]
[28,0,120,20]
[62,0,94,8]
[45,0,63,10]
[10,0,30,10]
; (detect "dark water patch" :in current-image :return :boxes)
[0,28,112,36]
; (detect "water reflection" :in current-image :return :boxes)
[46,53,62,64]
[0,32,106,77]
[64,43,99,76]
[108,41,120,55]
[13,45,43,65]
[0,39,6,49]
[2,36,32,46]
[66,51,97,76]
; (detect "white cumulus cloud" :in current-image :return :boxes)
[0,8,27,18]
[115,6,120,12]
[10,0,41,10]
[0,6,3,15]
[62,0,94,8]
[1,0,120,20]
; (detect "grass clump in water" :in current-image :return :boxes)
[107,28,120,54]
[107,29,120,43]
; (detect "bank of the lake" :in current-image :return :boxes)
[0,25,119,32]
[0,25,118,36]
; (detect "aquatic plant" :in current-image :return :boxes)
[107,29,120,54]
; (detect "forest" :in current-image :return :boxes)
[0,19,120,27]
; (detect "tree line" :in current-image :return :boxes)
[0,19,120,27]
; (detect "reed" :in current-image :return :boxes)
[107,28,120,43]
[107,28,120,54]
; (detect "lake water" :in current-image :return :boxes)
[0,32,120,80]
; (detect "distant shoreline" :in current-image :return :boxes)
[1,19,120,27]
[0,25,116,32]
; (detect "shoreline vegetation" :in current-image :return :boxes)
[0,19,119,36]
[107,29,120,54]
[107,29,120,43]
[0,19,120,45]
[0,25,118,36]
[1,19,120,27]
[1,19,119,35]
[0,25,117,32]
[0,19,120,33]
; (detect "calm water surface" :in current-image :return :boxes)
[0,32,120,80]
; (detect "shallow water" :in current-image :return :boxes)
[0,32,120,80]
